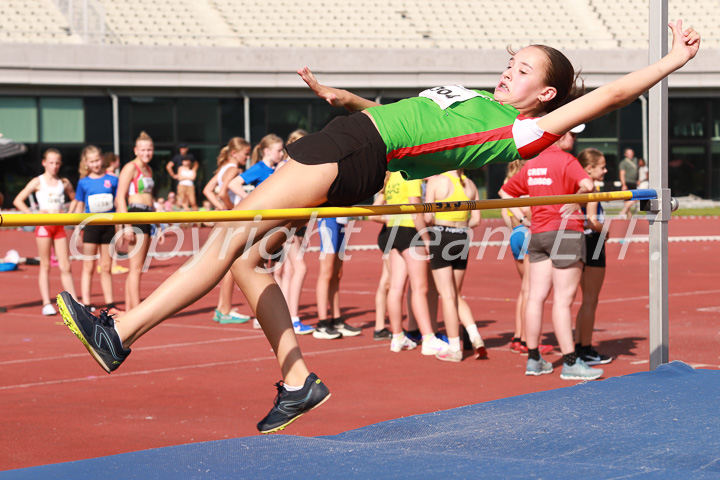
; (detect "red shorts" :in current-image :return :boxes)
[35,225,67,239]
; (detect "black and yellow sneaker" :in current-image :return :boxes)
[257,372,331,434]
[57,291,130,374]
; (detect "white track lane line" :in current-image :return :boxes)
[0,343,388,391]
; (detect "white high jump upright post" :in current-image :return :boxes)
[647,0,670,369]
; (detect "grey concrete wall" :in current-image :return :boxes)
[1,43,719,95]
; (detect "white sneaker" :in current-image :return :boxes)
[229,308,251,321]
[390,334,417,352]
[421,336,449,356]
[252,318,261,329]
[436,349,463,363]
[42,303,57,316]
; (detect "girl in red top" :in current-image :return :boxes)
[500,133,600,380]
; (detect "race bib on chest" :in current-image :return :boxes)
[44,192,64,211]
[87,193,114,213]
[419,85,480,110]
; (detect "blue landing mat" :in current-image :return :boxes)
[4,361,720,479]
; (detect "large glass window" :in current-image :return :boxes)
[310,99,348,132]
[220,98,245,142]
[191,145,222,195]
[619,99,643,144]
[84,97,114,144]
[0,97,38,143]
[583,109,617,140]
[40,98,84,143]
[711,141,720,200]
[251,99,313,142]
[670,99,708,138]
[669,144,708,198]
[177,98,219,144]
[130,97,174,144]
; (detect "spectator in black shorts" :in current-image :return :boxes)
[424,170,486,362]
[575,148,613,366]
[69,145,122,314]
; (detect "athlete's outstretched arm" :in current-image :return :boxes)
[298,66,380,111]
[538,20,700,136]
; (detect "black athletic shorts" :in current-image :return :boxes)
[428,226,470,271]
[294,225,307,238]
[377,224,391,254]
[584,231,606,268]
[387,226,422,253]
[286,112,387,206]
[83,224,115,245]
[127,203,153,235]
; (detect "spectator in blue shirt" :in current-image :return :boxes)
[228,134,284,200]
[69,145,121,313]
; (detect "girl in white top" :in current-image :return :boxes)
[13,149,77,315]
[176,157,198,210]
[202,137,253,323]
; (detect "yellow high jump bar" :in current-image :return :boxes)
[0,190,655,227]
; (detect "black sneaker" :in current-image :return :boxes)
[580,347,613,366]
[312,320,342,339]
[56,291,131,373]
[257,372,331,434]
[332,317,361,337]
[373,328,391,341]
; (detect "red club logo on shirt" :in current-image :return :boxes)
[104,179,112,188]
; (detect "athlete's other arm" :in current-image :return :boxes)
[538,20,700,136]
[298,67,380,111]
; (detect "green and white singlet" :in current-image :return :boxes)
[367,86,559,180]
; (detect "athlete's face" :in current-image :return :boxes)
[494,46,557,116]
[85,151,104,175]
[586,157,607,181]
[42,152,62,176]
[134,140,154,164]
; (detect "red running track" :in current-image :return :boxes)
[1,217,719,470]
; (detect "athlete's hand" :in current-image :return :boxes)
[669,20,700,65]
[297,66,343,107]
